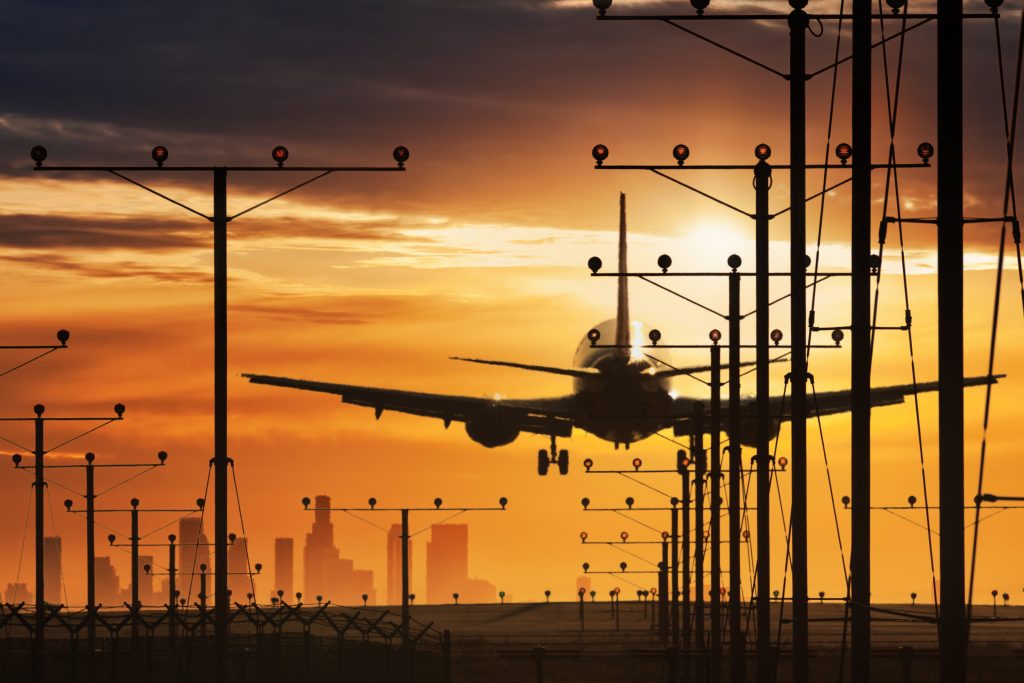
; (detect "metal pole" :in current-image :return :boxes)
[659,549,669,644]
[168,535,177,642]
[86,454,96,661]
[788,6,810,682]
[851,0,873,679]
[710,343,723,683]
[671,500,680,650]
[937,0,965,679]
[33,408,45,680]
[131,499,140,645]
[754,155,774,683]
[727,258,744,681]
[401,509,410,646]
[200,565,208,638]
[213,167,229,673]
[693,412,706,678]
[683,461,691,667]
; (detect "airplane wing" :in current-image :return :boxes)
[241,374,575,438]
[793,374,1003,419]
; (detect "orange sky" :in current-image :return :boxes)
[0,0,1022,608]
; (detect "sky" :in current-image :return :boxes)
[0,0,1023,610]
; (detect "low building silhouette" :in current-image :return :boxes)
[3,582,32,604]
[426,524,495,604]
[274,537,294,599]
[94,556,121,606]
[43,536,62,605]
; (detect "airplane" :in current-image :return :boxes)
[243,193,1001,476]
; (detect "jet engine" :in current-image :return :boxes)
[464,408,520,448]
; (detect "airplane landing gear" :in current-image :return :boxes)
[537,437,569,476]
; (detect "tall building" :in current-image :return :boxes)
[426,524,468,604]
[274,538,294,599]
[303,495,339,598]
[94,556,121,606]
[43,536,62,605]
[323,558,377,605]
[227,536,251,600]
[425,524,496,604]
[178,518,210,595]
[3,582,33,604]
[386,524,412,605]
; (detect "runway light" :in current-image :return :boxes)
[727,254,742,270]
[691,0,710,14]
[842,495,851,508]
[131,498,139,508]
[254,563,262,574]
[985,0,1004,7]
[63,499,72,510]
[593,0,613,13]
[11,454,21,466]
[434,497,443,509]
[870,253,882,274]
[672,144,690,165]
[393,145,410,168]
[580,531,588,542]
[778,456,788,470]
[917,141,934,164]
[625,496,634,509]
[831,329,845,346]
[657,254,672,273]
[582,562,590,572]
[499,496,508,509]
[770,329,783,346]
[592,144,609,166]
[587,328,601,346]
[587,256,603,274]
[887,0,908,12]
[581,497,590,509]
[151,146,169,167]
[114,403,126,417]
[908,495,917,507]
[272,145,289,167]
[835,143,852,164]
[30,145,48,167]
[368,497,377,509]
[710,329,722,343]
[169,534,176,543]
[85,452,95,463]
[157,451,168,463]
[632,457,642,471]
[620,531,629,542]
[648,329,661,345]
[661,531,670,541]
[619,562,628,572]
[34,404,45,417]
[754,143,772,161]
[302,497,311,509]
[196,498,205,509]
[742,529,750,540]
[107,534,116,545]
[229,533,237,543]
[583,458,594,471]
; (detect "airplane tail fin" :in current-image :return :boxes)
[615,192,630,356]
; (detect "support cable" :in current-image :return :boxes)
[966,2,1024,641]
[229,462,258,601]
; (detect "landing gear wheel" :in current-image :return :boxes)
[557,449,569,476]
[538,449,550,476]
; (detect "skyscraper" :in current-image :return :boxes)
[94,556,121,606]
[227,536,251,600]
[178,518,210,595]
[426,524,468,604]
[3,582,33,604]
[274,538,294,599]
[303,495,339,598]
[43,536,62,605]
[387,524,412,605]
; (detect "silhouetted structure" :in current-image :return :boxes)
[94,556,121,606]
[3,582,32,604]
[178,518,210,592]
[227,536,250,599]
[274,537,294,599]
[324,557,377,605]
[304,495,339,598]
[387,523,412,605]
[425,524,495,604]
[43,536,62,605]
[576,576,592,594]
[138,554,154,605]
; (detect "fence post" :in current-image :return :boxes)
[533,645,546,683]
[900,645,913,683]
[441,629,452,683]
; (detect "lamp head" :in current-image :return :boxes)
[580,531,588,542]
[130,497,139,508]
[619,561,627,572]
[583,458,593,471]
[625,496,634,509]
[157,451,168,463]
[302,497,311,509]
[56,329,70,346]
[831,329,845,346]
[917,141,934,163]
[842,495,851,508]
[727,254,742,270]
[393,145,410,168]
[30,145,48,167]
[672,144,690,165]
[581,497,590,509]
[691,0,710,13]
[499,496,508,509]
[107,533,116,545]
[433,497,443,509]
[63,499,73,511]
[114,403,126,418]
[143,564,151,574]
[582,562,590,572]
[169,533,176,543]
[778,456,788,470]
[11,454,21,466]
[648,328,661,345]
[709,329,721,343]
[593,0,613,13]
[200,563,207,572]
[587,328,601,345]
[151,146,169,167]
[657,254,672,273]
[835,143,852,164]
[85,452,95,463]
[591,144,609,166]
[908,495,917,507]
[229,532,237,543]
[368,497,377,509]
[33,404,45,417]
[754,143,772,161]
[771,329,783,345]
[196,498,205,509]
[632,457,642,471]
[587,256,603,274]
[254,563,262,573]
[271,145,289,167]
[620,531,628,542]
